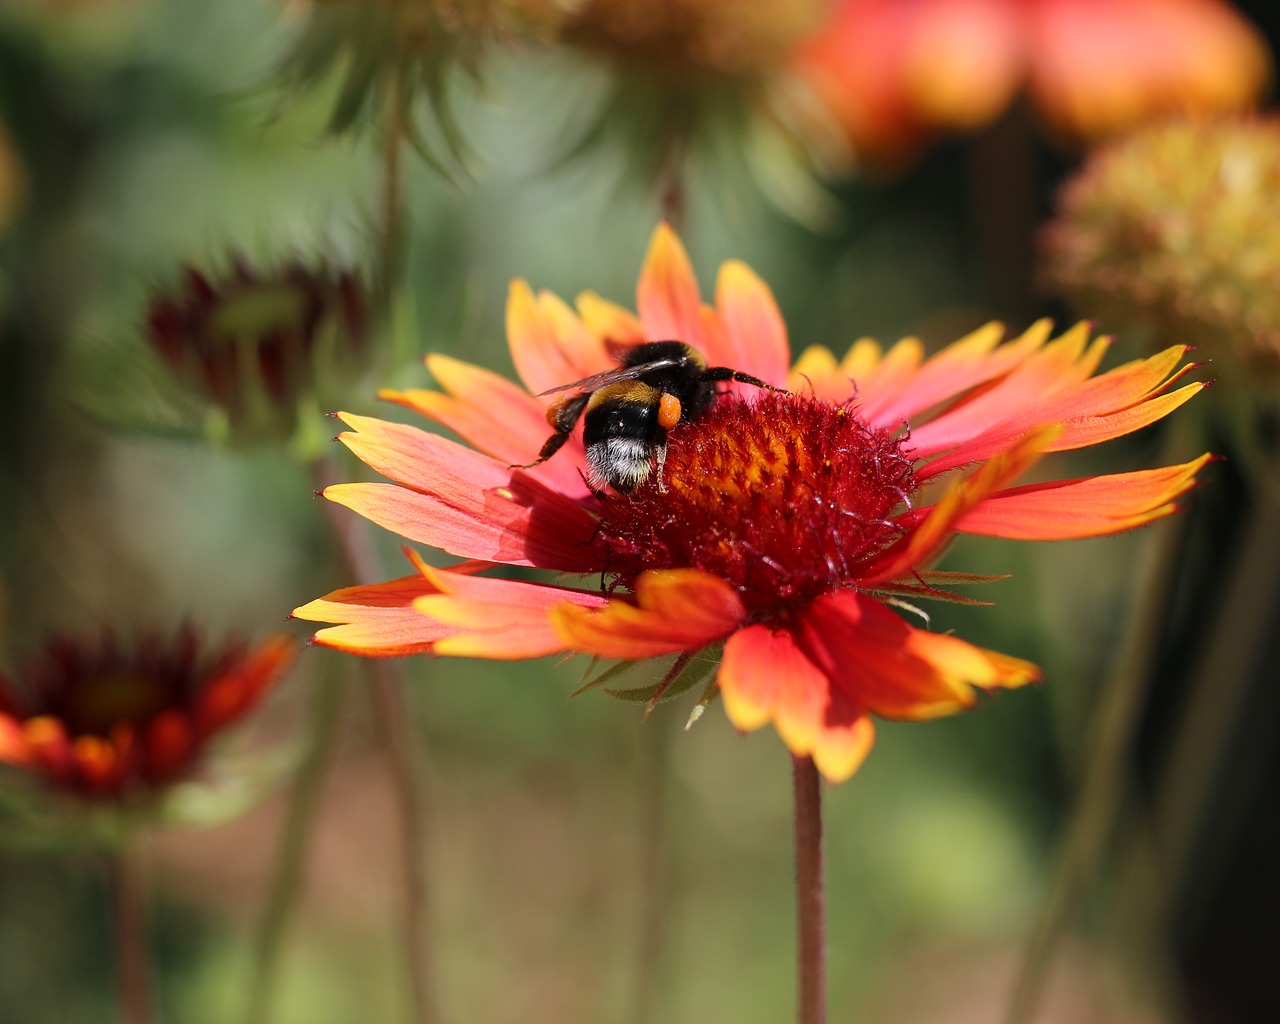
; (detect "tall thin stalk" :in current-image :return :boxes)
[793,755,826,1024]
[313,454,437,1023]
[1003,515,1188,1024]
[243,668,346,1024]
[113,840,153,1024]
[378,65,408,302]
[1003,423,1196,1024]
[627,722,672,1024]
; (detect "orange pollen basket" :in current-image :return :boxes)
[596,392,915,614]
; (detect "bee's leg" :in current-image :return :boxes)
[654,438,669,493]
[512,393,590,469]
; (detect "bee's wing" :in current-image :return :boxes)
[536,358,679,397]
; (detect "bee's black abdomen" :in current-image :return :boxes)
[583,385,661,491]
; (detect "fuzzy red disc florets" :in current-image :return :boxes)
[596,392,915,614]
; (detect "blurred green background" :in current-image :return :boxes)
[2,1,1279,1022]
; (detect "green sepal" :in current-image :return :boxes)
[569,657,638,699]
[604,645,722,712]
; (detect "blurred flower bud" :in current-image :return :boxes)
[560,0,819,81]
[144,257,370,448]
[550,0,832,221]
[280,0,547,172]
[1041,117,1280,380]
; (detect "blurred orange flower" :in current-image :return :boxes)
[796,0,1271,164]
[294,224,1209,782]
[0,630,294,799]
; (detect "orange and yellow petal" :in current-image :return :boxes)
[910,331,1203,475]
[413,567,609,660]
[506,279,612,396]
[956,454,1212,540]
[907,322,1101,460]
[636,224,705,350]
[381,355,588,497]
[789,345,852,400]
[294,554,496,655]
[1043,382,1206,456]
[712,260,792,387]
[329,413,602,572]
[862,320,1051,428]
[796,590,1040,721]
[576,290,647,348]
[551,569,747,661]
[294,571,464,657]
[862,426,1058,585]
[852,336,926,421]
[719,624,876,783]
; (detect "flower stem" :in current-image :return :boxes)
[657,124,688,232]
[368,658,437,1022]
[243,667,346,1024]
[1003,425,1194,1024]
[112,840,153,1024]
[378,71,408,303]
[312,455,437,1022]
[1002,537,1181,1023]
[1149,446,1280,903]
[793,755,826,1024]
[628,721,672,1024]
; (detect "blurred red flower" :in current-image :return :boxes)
[0,630,294,799]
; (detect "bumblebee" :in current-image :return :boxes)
[520,340,784,492]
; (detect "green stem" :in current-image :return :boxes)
[1003,425,1195,1024]
[793,755,825,1024]
[1151,445,1280,901]
[113,840,152,1024]
[243,668,346,1024]
[313,454,437,1023]
[378,70,408,304]
[367,658,437,1022]
[1005,518,1187,1024]
[627,722,671,1024]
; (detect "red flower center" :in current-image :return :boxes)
[596,392,915,614]
[60,671,172,737]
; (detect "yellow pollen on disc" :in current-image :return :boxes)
[665,413,811,501]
